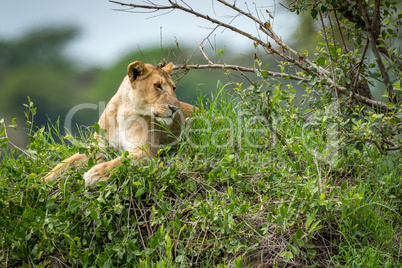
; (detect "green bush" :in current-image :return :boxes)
[1,77,401,267]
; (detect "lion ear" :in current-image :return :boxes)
[162,62,174,75]
[128,61,149,82]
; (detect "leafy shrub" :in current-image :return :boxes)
[1,78,401,267]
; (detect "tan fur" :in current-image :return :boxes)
[44,61,196,187]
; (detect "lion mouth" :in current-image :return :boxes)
[152,114,174,125]
[152,112,172,118]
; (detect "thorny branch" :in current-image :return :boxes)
[110,0,397,114]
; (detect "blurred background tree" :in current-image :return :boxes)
[0,26,94,137]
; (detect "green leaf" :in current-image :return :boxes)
[240,203,249,214]
[87,157,95,169]
[90,210,98,220]
[279,251,293,262]
[68,199,81,212]
[11,118,17,129]
[233,256,243,268]
[316,57,326,66]
[309,220,323,233]
[341,181,347,190]
[94,122,106,136]
[0,126,5,137]
[305,210,317,231]
[135,188,145,197]
[296,227,303,239]
[194,194,203,207]
[310,8,318,19]
[291,245,300,256]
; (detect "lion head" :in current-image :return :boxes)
[126,61,180,125]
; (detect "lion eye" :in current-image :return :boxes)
[154,83,163,91]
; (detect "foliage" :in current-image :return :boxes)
[1,78,401,267]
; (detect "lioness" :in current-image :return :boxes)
[44,61,196,187]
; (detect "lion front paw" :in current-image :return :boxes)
[83,163,111,188]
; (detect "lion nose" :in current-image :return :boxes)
[168,105,180,113]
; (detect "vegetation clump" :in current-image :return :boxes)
[1,77,401,267]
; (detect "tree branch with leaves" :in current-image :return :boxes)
[111,0,402,155]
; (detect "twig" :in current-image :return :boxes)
[348,202,400,217]
[354,39,370,87]
[137,201,153,239]
[89,219,96,248]
[377,40,402,72]
[313,151,323,195]
[3,125,36,160]
[196,42,213,65]
[322,79,391,113]
[173,63,308,82]
[123,194,133,244]
[237,68,256,87]
[319,11,341,114]
[334,10,348,52]
[48,256,68,268]
[132,196,147,249]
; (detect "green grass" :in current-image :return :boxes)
[0,82,401,267]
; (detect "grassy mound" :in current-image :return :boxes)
[1,83,401,267]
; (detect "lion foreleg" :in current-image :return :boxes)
[83,148,151,188]
[44,153,89,182]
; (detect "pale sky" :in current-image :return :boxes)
[0,0,296,66]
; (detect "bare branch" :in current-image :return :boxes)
[351,39,370,97]
[173,63,308,82]
[110,0,172,10]
[319,11,341,114]
[197,42,213,65]
[217,0,264,27]
[111,0,316,77]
